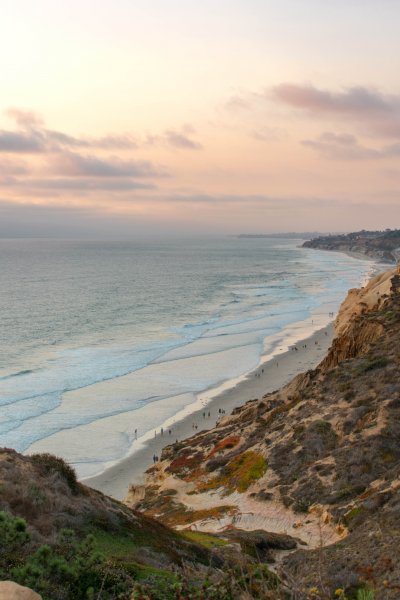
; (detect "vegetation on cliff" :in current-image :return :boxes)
[302,230,400,262]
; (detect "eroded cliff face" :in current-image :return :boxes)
[319,267,398,371]
[131,267,400,598]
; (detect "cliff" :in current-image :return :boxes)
[132,266,400,599]
[302,230,400,263]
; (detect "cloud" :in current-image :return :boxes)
[272,84,400,139]
[88,134,138,149]
[251,127,287,143]
[163,130,202,150]
[224,95,252,111]
[48,151,163,178]
[5,108,43,129]
[273,84,397,115]
[0,158,29,175]
[146,126,202,150]
[0,192,398,239]
[0,131,46,153]
[0,177,154,192]
[4,108,200,152]
[302,132,400,160]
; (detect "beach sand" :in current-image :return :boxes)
[85,323,333,500]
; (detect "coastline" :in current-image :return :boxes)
[83,253,381,500]
[85,322,334,500]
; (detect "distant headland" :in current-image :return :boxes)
[302,229,400,263]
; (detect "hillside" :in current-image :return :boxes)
[131,266,400,599]
[0,450,260,599]
[302,230,400,263]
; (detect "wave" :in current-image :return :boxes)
[0,369,37,381]
[0,239,375,476]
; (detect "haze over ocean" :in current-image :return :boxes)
[0,237,372,477]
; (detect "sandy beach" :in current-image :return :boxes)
[85,322,334,500]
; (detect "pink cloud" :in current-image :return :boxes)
[272,84,400,139]
[302,131,400,160]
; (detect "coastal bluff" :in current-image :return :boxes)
[131,265,400,598]
[302,229,400,263]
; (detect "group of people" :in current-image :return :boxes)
[154,427,173,437]
[146,314,335,467]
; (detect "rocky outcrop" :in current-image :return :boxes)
[0,582,41,600]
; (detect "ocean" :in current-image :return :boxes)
[0,237,373,478]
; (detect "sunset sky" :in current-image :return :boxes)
[1,0,399,236]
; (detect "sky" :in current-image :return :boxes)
[0,0,399,237]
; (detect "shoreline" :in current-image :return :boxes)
[85,322,334,500]
[84,252,383,501]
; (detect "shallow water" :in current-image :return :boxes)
[0,237,373,477]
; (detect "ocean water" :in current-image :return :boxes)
[0,237,373,478]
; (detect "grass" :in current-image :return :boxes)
[344,506,367,526]
[353,357,389,376]
[92,529,138,559]
[181,531,229,549]
[165,505,237,526]
[199,451,268,494]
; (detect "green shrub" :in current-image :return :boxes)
[12,529,132,600]
[310,420,333,434]
[31,453,80,494]
[353,358,389,375]
[0,511,30,575]
[357,588,374,600]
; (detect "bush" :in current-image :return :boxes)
[353,358,389,376]
[31,453,80,494]
[0,511,30,575]
[12,529,132,599]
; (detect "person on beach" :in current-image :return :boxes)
[161,427,163,436]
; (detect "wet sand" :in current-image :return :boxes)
[85,323,333,500]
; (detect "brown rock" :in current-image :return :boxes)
[0,582,42,600]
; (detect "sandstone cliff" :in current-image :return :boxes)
[132,266,400,599]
